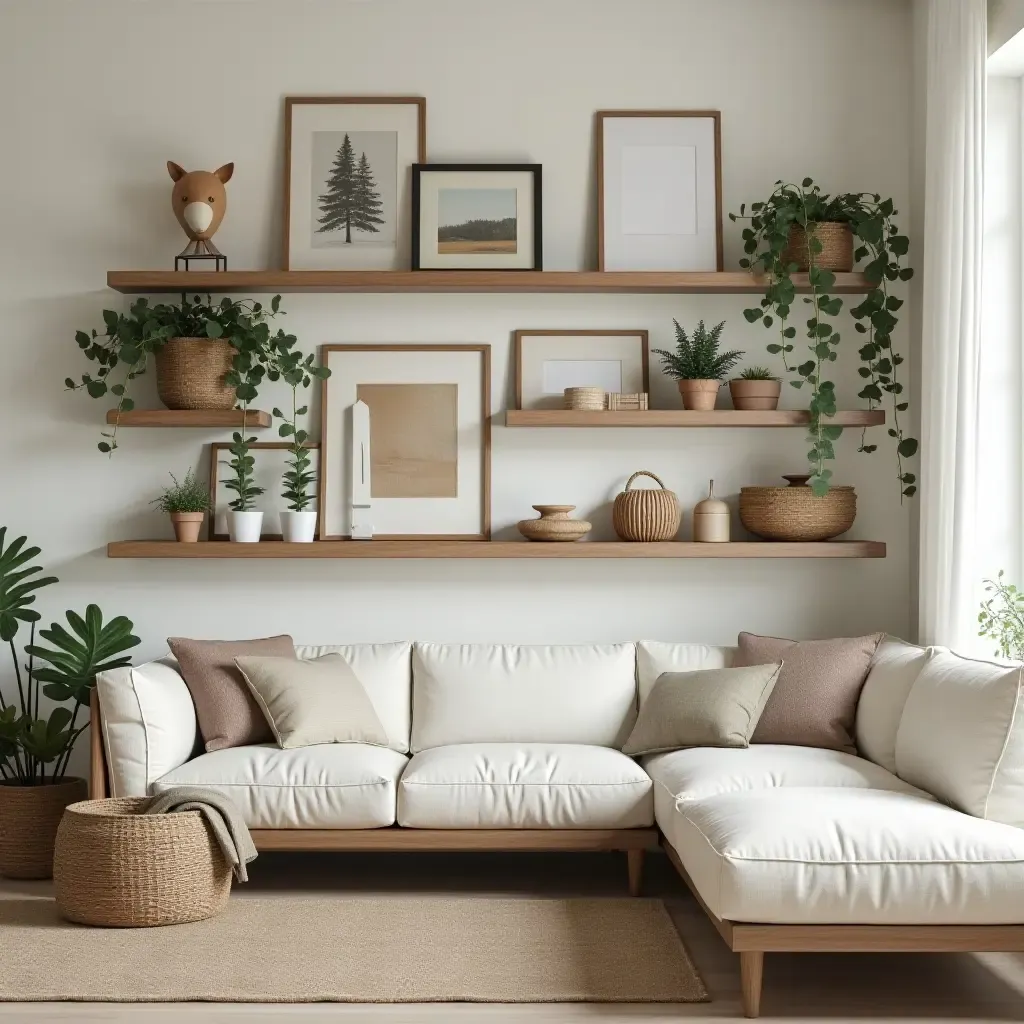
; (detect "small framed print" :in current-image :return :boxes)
[514,330,649,410]
[283,96,426,270]
[597,110,723,272]
[319,344,491,540]
[412,164,542,271]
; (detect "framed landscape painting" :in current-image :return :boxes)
[412,164,542,270]
[283,96,426,270]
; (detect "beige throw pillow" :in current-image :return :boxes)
[234,653,389,750]
[735,631,884,752]
[622,664,782,756]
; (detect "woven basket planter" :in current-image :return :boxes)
[613,470,681,542]
[0,777,88,880]
[740,477,857,541]
[155,337,236,411]
[781,222,854,273]
[54,797,232,928]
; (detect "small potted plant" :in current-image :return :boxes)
[653,319,743,411]
[223,432,264,543]
[150,469,211,543]
[729,367,781,411]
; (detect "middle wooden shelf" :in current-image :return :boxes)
[504,409,886,428]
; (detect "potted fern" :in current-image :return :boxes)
[653,320,743,411]
[150,469,211,543]
[223,433,264,542]
[729,367,781,411]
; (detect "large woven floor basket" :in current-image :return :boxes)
[54,798,232,928]
[782,221,854,272]
[155,336,236,411]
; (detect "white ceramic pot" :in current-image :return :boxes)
[280,510,317,543]
[228,510,263,543]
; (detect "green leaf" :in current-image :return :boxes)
[743,308,763,323]
[206,321,224,339]
[897,438,919,458]
[86,380,107,399]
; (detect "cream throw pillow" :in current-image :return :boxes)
[234,653,389,750]
[622,663,782,756]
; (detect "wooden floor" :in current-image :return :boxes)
[3,849,1024,1022]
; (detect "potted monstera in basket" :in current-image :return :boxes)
[653,320,743,411]
[0,529,139,878]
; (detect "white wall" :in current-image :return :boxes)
[0,0,914,765]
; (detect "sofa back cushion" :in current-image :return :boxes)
[636,642,735,706]
[411,643,637,751]
[895,649,1024,827]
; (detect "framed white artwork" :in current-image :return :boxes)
[596,110,722,272]
[514,330,650,410]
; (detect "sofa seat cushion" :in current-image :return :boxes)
[397,743,654,829]
[152,744,408,829]
[662,787,1024,924]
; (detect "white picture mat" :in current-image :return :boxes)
[602,116,718,271]
[542,360,623,395]
[417,170,536,269]
[287,102,421,270]
[519,334,647,410]
[620,145,696,235]
[322,348,487,537]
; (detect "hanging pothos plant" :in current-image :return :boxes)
[730,179,917,499]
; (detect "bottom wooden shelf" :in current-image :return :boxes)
[106,540,885,559]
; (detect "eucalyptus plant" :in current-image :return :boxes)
[730,179,917,498]
[653,320,743,381]
[979,572,1024,662]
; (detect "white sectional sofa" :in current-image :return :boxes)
[92,638,1024,1018]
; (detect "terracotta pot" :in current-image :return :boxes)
[677,379,721,411]
[517,505,592,542]
[170,511,204,543]
[729,379,782,411]
[155,337,236,411]
[0,777,88,879]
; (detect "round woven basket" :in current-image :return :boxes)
[54,797,232,928]
[613,470,681,542]
[0,778,87,880]
[564,387,606,411]
[155,337,236,411]
[740,476,857,541]
[781,222,854,272]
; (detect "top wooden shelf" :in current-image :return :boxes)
[106,270,874,295]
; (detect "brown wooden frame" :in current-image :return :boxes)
[318,343,491,541]
[207,441,320,541]
[595,110,723,273]
[512,329,650,410]
[282,96,427,270]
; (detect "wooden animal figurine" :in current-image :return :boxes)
[167,161,234,269]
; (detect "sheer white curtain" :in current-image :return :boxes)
[918,0,988,649]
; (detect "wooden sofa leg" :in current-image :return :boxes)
[626,849,643,896]
[740,950,763,1018]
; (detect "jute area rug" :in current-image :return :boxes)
[0,895,707,1003]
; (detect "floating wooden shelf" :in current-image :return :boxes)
[105,409,272,428]
[504,410,886,428]
[107,540,885,559]
[106,270,874,296]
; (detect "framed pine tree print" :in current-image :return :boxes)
[283,97,426,270]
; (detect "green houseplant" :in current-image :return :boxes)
[729,366,781,412]
[652,319,743,411]
[730,179,917,498]
[223,432,265,543]
[150,469,211,543]
[0,528,139,878]
[979,572,1024,661]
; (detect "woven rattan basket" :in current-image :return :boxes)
[54,797,232,927]
[155,337,236,411]
[740,475,856,541]
[0,777,87,880]
[781,222,854,273]
[613,470,681,542]
[564,387,606,411]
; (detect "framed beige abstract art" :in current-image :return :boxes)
[319,344,491,540]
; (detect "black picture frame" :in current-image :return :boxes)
[411,163,543,271]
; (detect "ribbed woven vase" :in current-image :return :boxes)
[782,222,854,272]
[0,777,88,879]
[613,470,681,542]
[740,475,857,541]
[155,337,236,411]
[54,797,232,927]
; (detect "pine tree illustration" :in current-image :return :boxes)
[352,152,385,235]
[316,134,385,243]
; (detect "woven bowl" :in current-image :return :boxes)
[740,478,856,541]
[613,470,681,542]
[564,387,606,411]
[155,337,237,411]
[54,797,232,928]
[781,222,854,273]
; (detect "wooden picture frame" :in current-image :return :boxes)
[283,96,426,270]
[319,344,491,540]
[596,110,723,272]
[513,330,650,410]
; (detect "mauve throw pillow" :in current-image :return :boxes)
[735,631,884,752]
[167,635,296,752]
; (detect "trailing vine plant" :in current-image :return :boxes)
[729,179,917,498]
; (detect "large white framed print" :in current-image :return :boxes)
[597,110,722,272]
[283,97,426,270]
[319,345,491,540]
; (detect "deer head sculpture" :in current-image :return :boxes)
[167,161,233,267]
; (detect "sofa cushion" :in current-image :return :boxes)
[895,649,1024,827]
[636,642,735,706]
[410,644,637,751]
[397,743,653,828]
[661,787,1024,924]
[152,743,408,829]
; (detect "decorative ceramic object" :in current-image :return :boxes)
[692,480,730,542]
[613,470,681,542]
[517,505,592,543]
[167,160,233,270]
[170,512,204,543]
[280,510,317,543]
[677,379,720,411]
[729,378,782,411]
[740,474,857,541]
[564,387,606,411]
[228,510,263,543]
[0,777,88,880]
